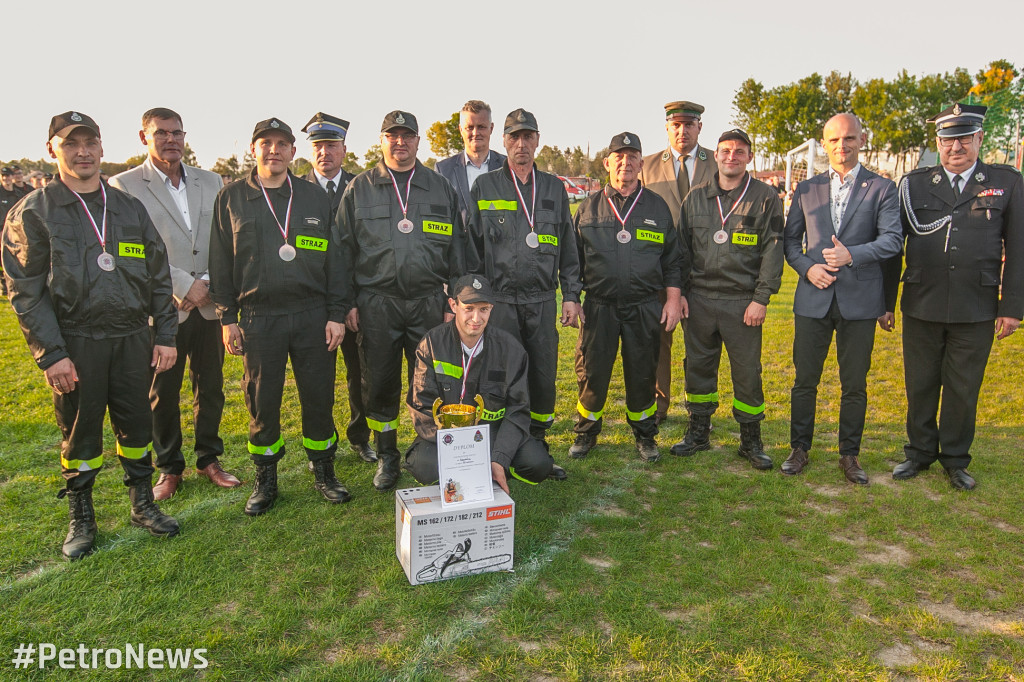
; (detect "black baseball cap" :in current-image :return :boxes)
[0,166,11,176]
[504,108,539,135]
[381,110,418,135]
[609,132,642,153]
[48,111,101,141]
[451,275,495,304]
[718,128,752,148]
[251,117,295,144]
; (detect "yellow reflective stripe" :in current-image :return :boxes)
[577,400,604,421]
[116,442,151,460]
[636,229,664,244]
[61,454,103,472]
[248,436,284,456]
[537,234,558,246]
[733,398,766,415]
[302,431,338,451]
[296,235,328,251]
[480,407,505,421]
[530,411,554,423]
[477,199,518,211]
[732,233,758,245]
[423,221,452,236]
[433,361,463,379]
[686,392,719,403]
[508,466,539,485]
[117,242,145,258]
[626,402,658,421]
[366,417,399,432]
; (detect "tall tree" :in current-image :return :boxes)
[211,155,242,179]
[342,152,362,175]
[363,144,383,168]
[427,113,462,158]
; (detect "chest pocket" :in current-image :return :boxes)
[534,209,559,256]
[354,204,393,246]
[114,222,148,270]
[479,381,507,421]
[970,195,1004,225]
[421,212,454,243]
[634,225,666,252]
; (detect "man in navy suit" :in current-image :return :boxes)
[782,113,902,483]
[435,100,506,226]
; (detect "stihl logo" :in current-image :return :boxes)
[486,505,513,521]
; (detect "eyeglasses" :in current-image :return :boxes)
[150,130,186,141]
[383,132,417,143]
[937,134,976,149]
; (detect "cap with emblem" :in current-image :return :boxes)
[718,128,752,149]
[302,112,350,141]
[48,111,101,141]
[928,103,986,138]
[251,117,295,144]
[664,101,704,122]
[452,274,494,305]
[609,132,642,154]
[504,108,539,135]
[381,110,418,134]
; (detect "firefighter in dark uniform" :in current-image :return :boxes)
[467,108,581,478]
[570,133,686,462]
[671,128,784,469]
[406,275,555,490]
[1,166,21,296]
[210,117,351,515]
[299,112,376,465]
[336,110,466,491]
[2,111,180,560]
[881,103,1023,490]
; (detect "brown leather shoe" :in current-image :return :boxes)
[197,461,242,488]
[839,455,868,485]
[781,447,809,475]
[152,473,182,501]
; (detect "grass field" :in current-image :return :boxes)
[1,268,1023,681]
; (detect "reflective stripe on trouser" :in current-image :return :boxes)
[574,297,661,438]
[404,436,553,486]
[55,330,156,490]
[488,299,558,434]
[683,292,765,423]
[357,290,445,435]
[239,307,338,465]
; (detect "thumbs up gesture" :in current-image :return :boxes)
[822,234,852,267]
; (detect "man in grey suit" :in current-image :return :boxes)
[435,100,506,226]
[110,107,240,499]
[782,113,902,483]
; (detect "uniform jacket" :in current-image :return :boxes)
[302,168,356,215]
[883,161,1024,323]
[408,321,531,469]
[679,173,784,304]
[2,178,177,369]
[784,167,902,320]
[0,186,20,227]
[640,144,717,217]
[209,169,347,325]
[110,159,223,323]
[574,184,687,301]
[336,160,465,302]
[468,161,582,304]
[436,149,507,227]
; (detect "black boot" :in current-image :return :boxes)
[245,462,279,516]
[737,421,773,470]
[670,414,711,456]
[373,431,401,491]
[59,488,97,560]
[128,481,180,536]
[311,457,351,503]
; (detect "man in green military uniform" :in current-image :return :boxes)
[881,103,1023,490]
[671,129,785,469]
[570,133,686,462]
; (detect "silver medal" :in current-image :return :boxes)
[279,244,297,261]
[616,230,631,244]
[713,230,728,244]
[97,251,115,271]
[525,232,540,248]
[397,218,414,233]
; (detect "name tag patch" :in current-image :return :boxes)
[296,236,328,251]
[537,234,558,246]
[304,217,321,226]
[643,219,657,226]
[732,233,758,246]
[423,221,452,236]
[636,229,664,244]
[118,242,145,258]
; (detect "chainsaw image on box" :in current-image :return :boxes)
[415,538,512,582]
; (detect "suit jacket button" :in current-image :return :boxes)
[191,271,196,276]
[951,246,958,251]
[193,250,198,255]
[949,266,955,270]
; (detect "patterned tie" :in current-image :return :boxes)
[326,179,337,204]
[677,155,690,199]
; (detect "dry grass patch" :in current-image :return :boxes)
[582,556,616,571]
[922,600,1024,637]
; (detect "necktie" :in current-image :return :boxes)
[677,155,690,199]
[326,179,337,204]
[952,175,962,200]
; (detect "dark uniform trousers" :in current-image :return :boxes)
[574,296,661,438]
[487,299,558,436]
[58,329,156,491]
[239,306,338,464]
[150,309,225,474]
[655,290,676,417]
[790,298,876,456]
[357,290,445,433]
[405,436,552,486]
[684,292,765,423]
[339,330,370,446]
[902,315,994,469]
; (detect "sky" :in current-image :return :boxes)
[3,0,1021,170]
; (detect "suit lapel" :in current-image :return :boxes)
[455,154,471,210]
[144,162,191,236]
[185,167,202,240]
[955,163,988,208]
[928,169,955,208]
[691,146,716,188]
[653,149,681,206]
[837,171,870,234]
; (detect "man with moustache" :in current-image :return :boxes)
[209,117,350,515]
[435,100,507,226]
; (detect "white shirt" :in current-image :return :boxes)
[464,151,493,190]
[671,146,697,180]
[943,162,977,193]
[314,169,345,193]
[149,158,190,231]
[828,163,861,233]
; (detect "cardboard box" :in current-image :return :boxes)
[395,485,515,585]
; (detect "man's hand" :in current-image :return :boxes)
[743,301,767,327]
[179,279,212,312]
[491,462,510,495]
[822,235,852,267]
[661,287,682,332]
[345,307,360,333]
[807,263,839,289]
[560,301,583,328]
[44,358,79,395]
[877,312,896,332]
[222,323,243,355]
[679,296,690,320]
[995,316,1020,341]
[325,321,345,351]
[152,345,177,374]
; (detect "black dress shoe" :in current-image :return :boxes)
[946,468,976,490]
[892,459,929,480]
[350,442,378,463]
[547,464,568,481]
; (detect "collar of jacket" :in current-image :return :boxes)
[244,168,297,200]
[707,171,750,198]
[47,177,122,215]
[498,158,540,186]
[371,159,430,190]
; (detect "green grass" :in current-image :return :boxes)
[2,268,1023,681]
